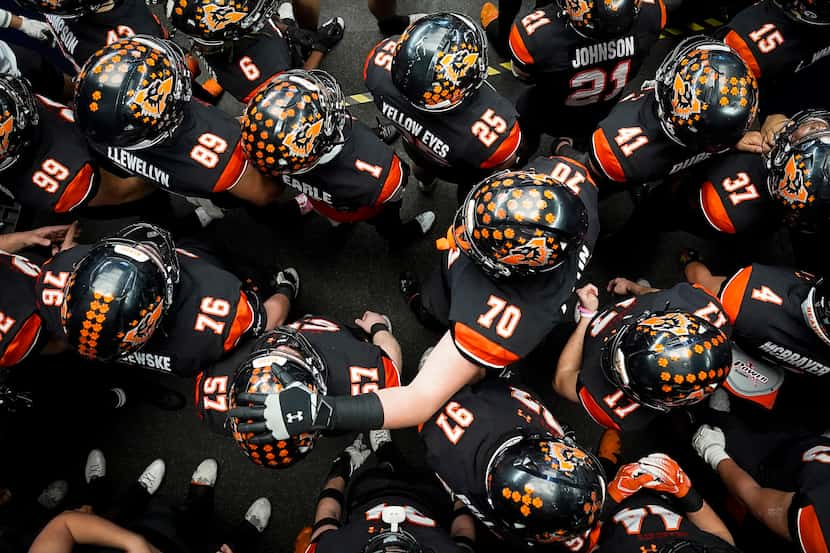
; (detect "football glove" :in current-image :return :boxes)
[608,462,657,503]
[230,383,334,444]
[692,425,730,471]
[636,453,693,498]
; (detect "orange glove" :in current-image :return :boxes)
[637,453,693,498]
[608,462,657,503]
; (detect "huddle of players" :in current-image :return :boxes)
[1,0,830,551]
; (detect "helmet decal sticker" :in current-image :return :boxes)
[0,115,12,156]
[200,2,247,31]
[777,154,813,207]
[120,297,163,348]
[131,75,174,122]
[500,236,555,267]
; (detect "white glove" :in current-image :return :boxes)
[343,434,371,476]
[18,18,55,44]
[692,425,730,470]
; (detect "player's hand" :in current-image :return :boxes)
[692,425,731,471]
[609,461,657,503]
[354,311,391,335]
[735,130,763,154]
[311,16,344,53]
[230,384,333,443]
[17,17,55,45]
[761,114,790,153]
[576,284,599,312]
[58,221,80,253]
[11,225,72,252]
[341,435,371,477]
[607,277,648,296]
[636,453,693,498]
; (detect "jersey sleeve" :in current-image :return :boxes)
[363,37,398,86]
[480,121,522,169]
[0,313,44,367]
[194,340,253,434]
[508,21,536,75]
[724,30,762,79]
[450,322,521,370]
[718,265,753,324]
[590,127,627,183]
[9,42,66,100]
[222,290,256,352]
[789,490,830,553]
[374,153,407,205]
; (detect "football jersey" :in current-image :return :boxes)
[697,152,776,235]
[202,19,296,103]
[589,88,714,185]
[36,245,258,376]
[718,264,830,375]
[420,379,565,545]
[364,37,521,172]
[433,156,598,374]
[196,315,401,434]
[46,0,167,72]
[6,42,66,100]
[1,96,99,214]
[595,492,734,553]
[281,120,406,223]
[723,0,830,81]
[577,284,731,432]
[0,252,44,367]
[508,0,664,108]
[96,100,248,198]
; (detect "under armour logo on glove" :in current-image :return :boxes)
[286,411,304,423]
[231,382,320,444]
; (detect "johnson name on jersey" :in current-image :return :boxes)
[0,252,44,367]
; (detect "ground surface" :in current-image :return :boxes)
[0,1,800,552]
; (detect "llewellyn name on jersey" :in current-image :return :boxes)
[107,148,171,188]
[572,36,636,68]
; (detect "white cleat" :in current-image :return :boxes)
[246,497,272,533]
[368,429,392,452]
[275,267,300,299]
[85,449,106,484]
[190,458,218,487]
[137,459,165,495]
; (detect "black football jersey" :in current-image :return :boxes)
[364,37,521,172]
[718,264,830,376]
[281,120,405,221]
[202,18,296,103]
[697,151,776,235]
[433,156,598,374]
[46,0,167,72]
[723,0,830,82]
[589,88,714,185]
[596,492,734,553]
[1,97,99,214]
[6,42,66,100]
[36,246,256,376]
[508,0,664,108]
[577,284,731,431]
[0,252,44,367]
[196,315,401,433]
[96,100,249,198]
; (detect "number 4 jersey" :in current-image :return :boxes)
[196,315,401,434]
[0,252,46,367]
[35,245,262,376]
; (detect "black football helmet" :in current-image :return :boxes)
[165,0,278,49]
[655,36,758,152]
[555,0,640,40]
[14,0,111,17]
[61,223,180,361]
[601,310,732,412]
[486,434,606,545]
[363,506,423,553]
[766,110,830,230]
[391,12,488,112]
[241,69,348,176]
[803,277,830,347]
[451,165,589,279]
[74,35,192,150]
[773,0,830,25]
[229,327,328,469]
[0,75,38,173]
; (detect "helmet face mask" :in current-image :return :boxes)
[362,506,424,553]
[166,0,277,50]
[0,76,39,173]
[773,0,830,25]
[556,0,640,40]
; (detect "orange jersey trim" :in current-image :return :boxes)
[194,370,205,415]
[0,314,42,367]
[376,154,405,205]
[578,386,622,431]
[718,265,753,324]
[725,30,762,79]
[214,142,249,192]
[481,122,522,169]
[382,355,401,388]
[363,41,383,82]
[202,78,224,99]
[55,163,96,213]
[657,0,667,29]
[453,322,520,368]
[591,129,626,183]
[699,181,736,234]
[223,291,254,352]
[508,24,535,65]
[798,504,829,553]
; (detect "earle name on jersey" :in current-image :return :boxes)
[572,35,636,69]
[380,102,450,159]
[282,175,333,204]
[106,147,171,188]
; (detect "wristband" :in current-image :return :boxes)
[452,506,473,520]
[453,536,475,552]
[0,10,11,28]
[312,517,341,532]
[326,455,351,482]
[369,322,389,340]
[317,488,344,506]
[329,393,385,431]
[577,306,597,320]
[676,487,704,513]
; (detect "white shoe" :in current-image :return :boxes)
[85,449,106,484]
[137,459,165,495]
[414,211,436,235]
[190,458,218,487]
[418,347,434,373]
[37,480,68,510]
[275,268,300,299]
[368,429,392,452]
[708,388,731,413]
[245,497,272,533]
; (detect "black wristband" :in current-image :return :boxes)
[453,536,475,552]
[328,393,385,431]
[313,517,341,532]
[369,322,389,340]
[677,487,704,513]
[317,488,344,505]
[326,455,351,482]
[452,506,473,520]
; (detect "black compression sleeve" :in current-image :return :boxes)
[328,393,385,431]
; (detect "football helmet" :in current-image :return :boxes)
[391,12,488,112]
[555,0,640,40]
[363,506,423,553]
[451,166,589,279]
[74,35,192,150]
[655,36,758,152]
[14,0,111,17]
[241,69,348,176]
[61,223,180,361]
[486,435,606,545]
[165,0,278,49]
[773,0,830,25]
[601,310,732,412]
[766,110,830,229]
[804,277,830,347]
[229,327,328,469]
[0,76,39,173]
